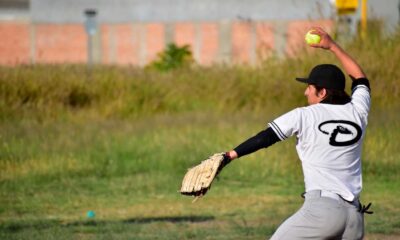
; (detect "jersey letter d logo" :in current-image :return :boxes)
[318,120,362,146]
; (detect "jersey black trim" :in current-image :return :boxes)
[269,121,287,140]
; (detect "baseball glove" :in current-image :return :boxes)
[180,152,230,199]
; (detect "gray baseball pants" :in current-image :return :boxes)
[270,190,364,240]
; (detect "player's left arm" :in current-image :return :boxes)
[225,128,281,161]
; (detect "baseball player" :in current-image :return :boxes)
[222,27,372,239]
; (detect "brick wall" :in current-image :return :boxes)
[255,22,275,60]
[198,23,219,65]
[34,24,87,64]
[232,22,254,64]
[0,19,333,66]
[0,22,30,65]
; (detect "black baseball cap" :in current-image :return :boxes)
[296,64,346,90]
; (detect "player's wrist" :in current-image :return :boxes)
[224,151,237,161]
[329,42,341,53]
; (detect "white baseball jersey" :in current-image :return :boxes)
[268,82,371,201]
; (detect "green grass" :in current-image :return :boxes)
[1,28,400,239]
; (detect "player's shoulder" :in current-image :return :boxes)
[285,105,318,121]
[283,103,348,119]
[296,103,346,119]
[298,103,328,112]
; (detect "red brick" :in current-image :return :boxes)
[101,24,112,64]
[174,22,195,49]
[256,22,274,61]
[0,22,30,65]
[232,22,252,64]
[115,24,138,65]
[199,23,218,65]
[35,24,86,63]
[146,23,164,64]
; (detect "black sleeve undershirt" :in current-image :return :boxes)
[351,77,371,92]
[233,127,281,158]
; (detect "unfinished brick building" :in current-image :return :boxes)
[4,0,391,66]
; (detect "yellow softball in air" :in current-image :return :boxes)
[305,30,321,45]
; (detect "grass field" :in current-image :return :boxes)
[1,29,400,239]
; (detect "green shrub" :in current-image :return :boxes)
[148,43,193,71]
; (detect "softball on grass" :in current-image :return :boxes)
[305,30,321,45]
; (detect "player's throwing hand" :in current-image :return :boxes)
[307,27,336,50]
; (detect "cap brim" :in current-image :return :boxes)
[295,77,310,84]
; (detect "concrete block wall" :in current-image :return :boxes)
[0,19,333,66]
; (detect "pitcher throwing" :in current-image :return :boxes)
[181,27,372,239]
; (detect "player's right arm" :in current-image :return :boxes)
[309,27,366,80]
[309,27,371,115]
[329,43,366,80]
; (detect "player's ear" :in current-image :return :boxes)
[317,88,327,99]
